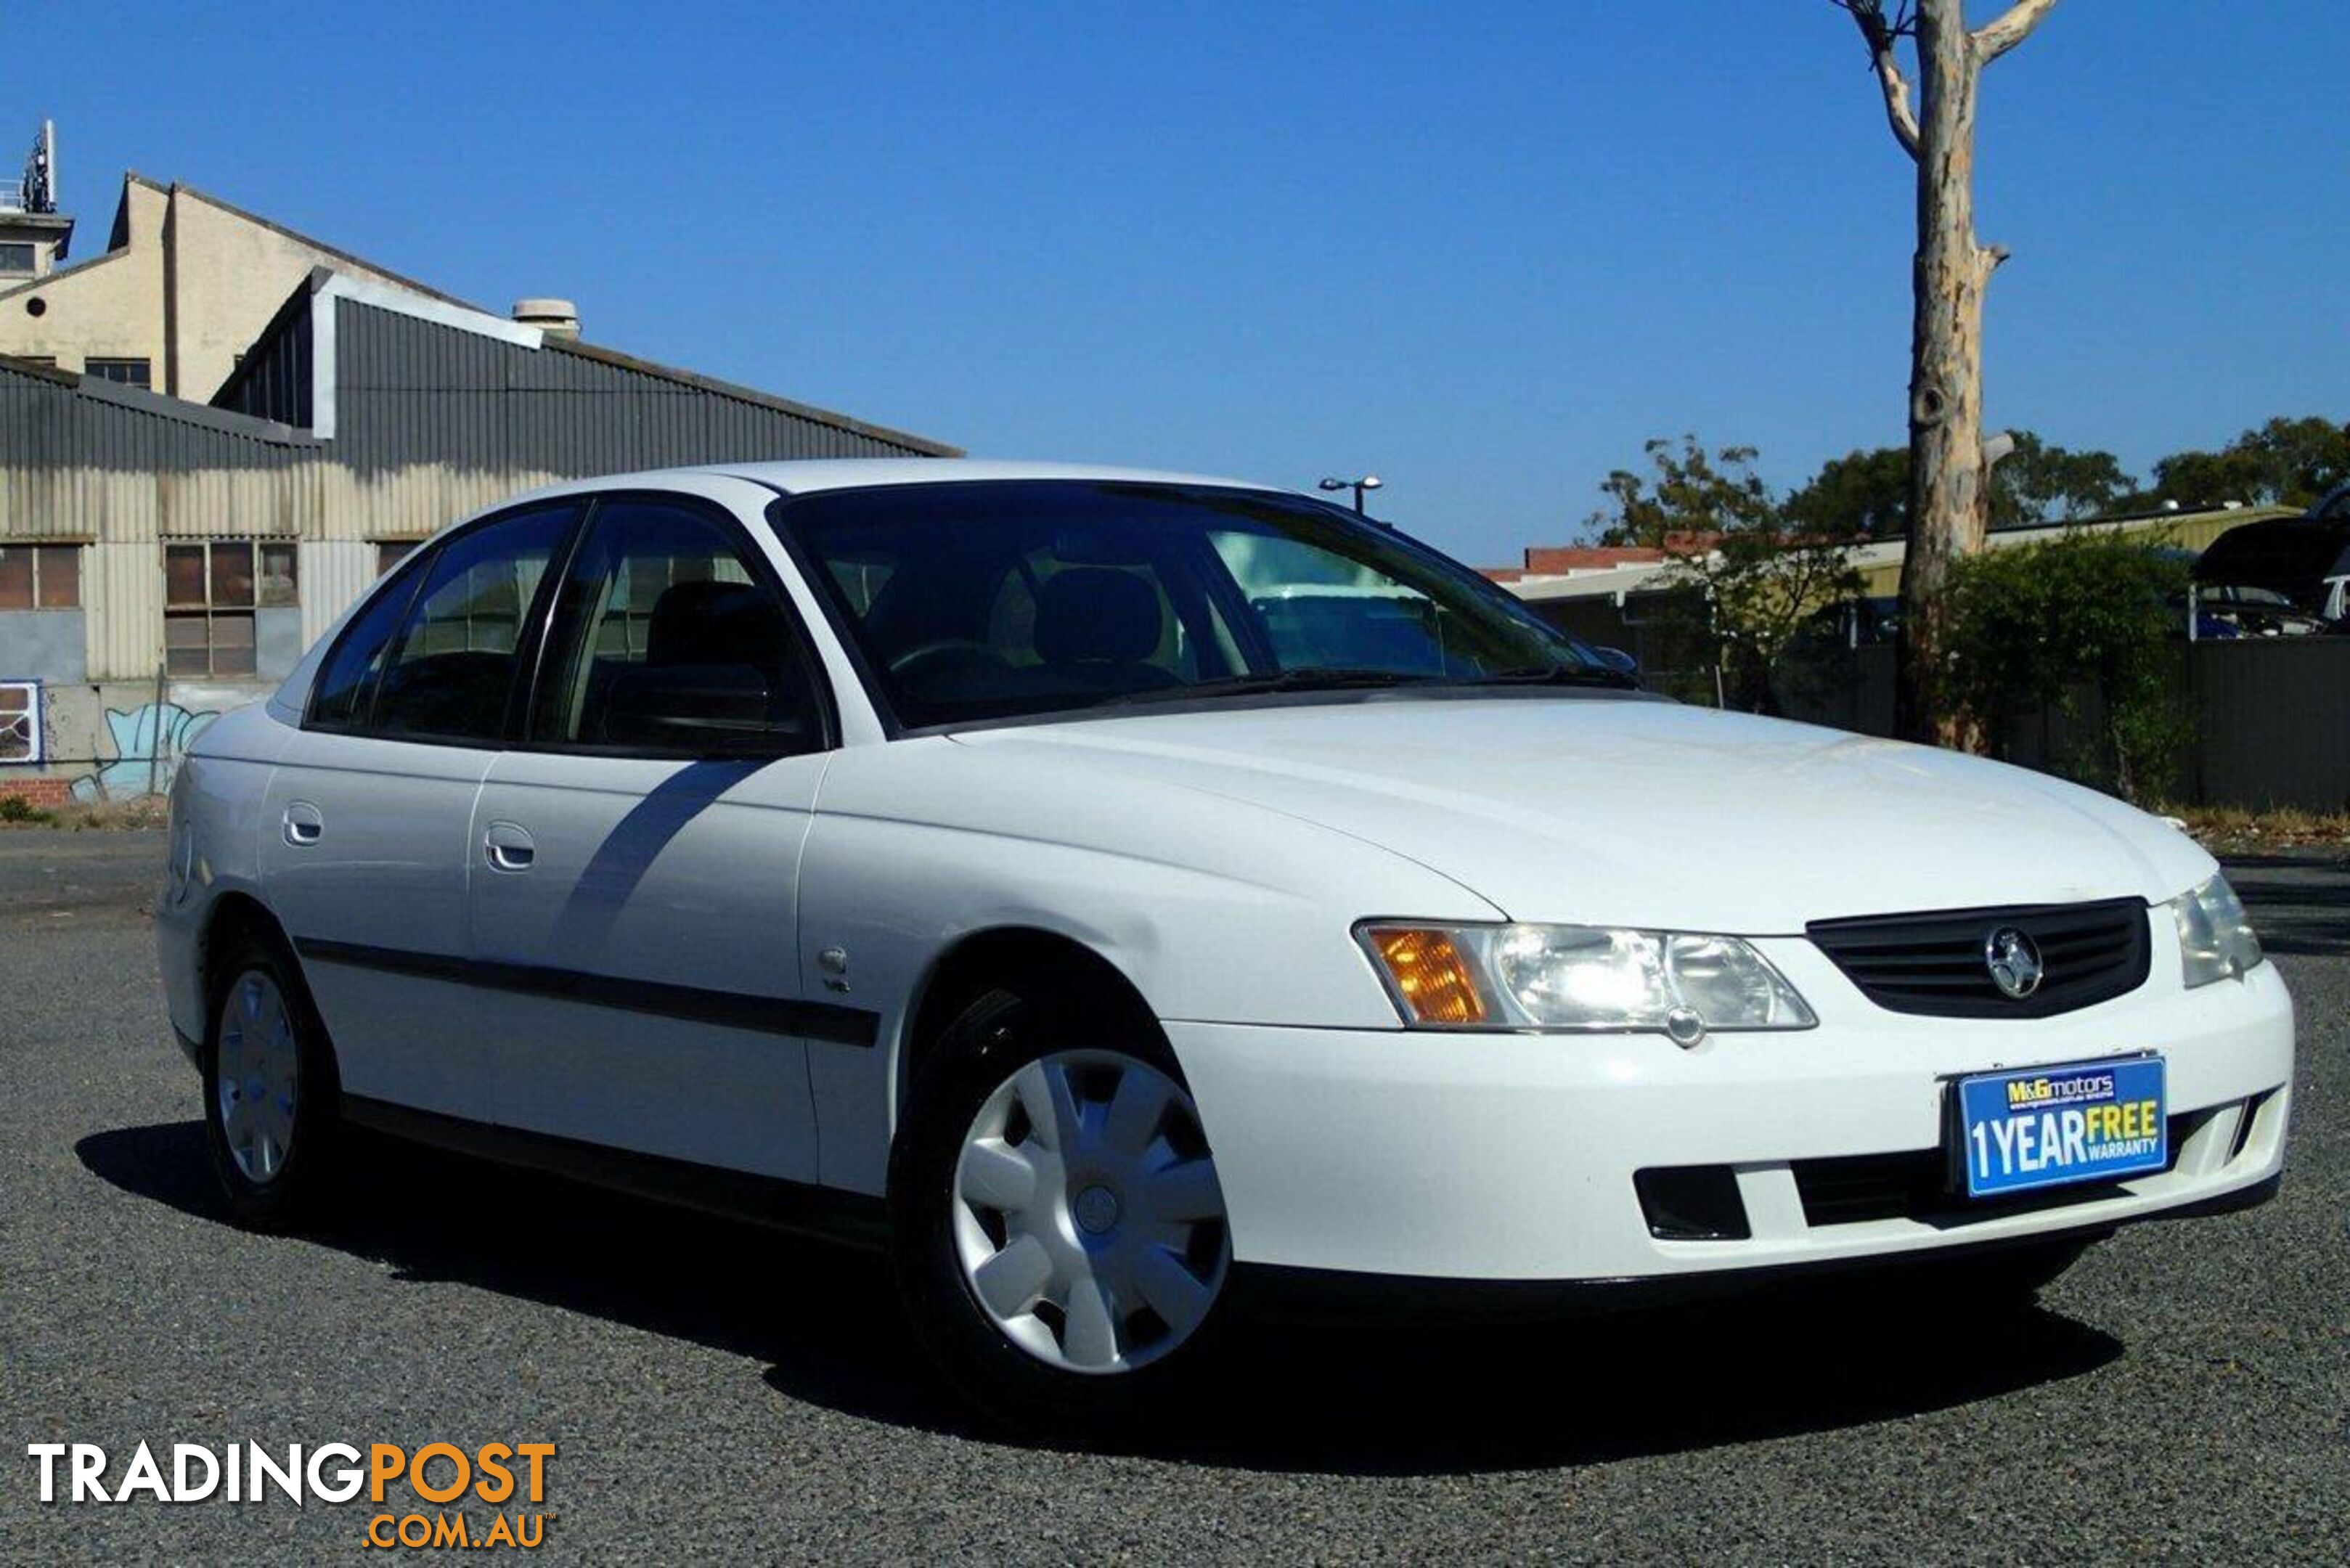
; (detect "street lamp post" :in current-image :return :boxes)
[1318,474,1383,515]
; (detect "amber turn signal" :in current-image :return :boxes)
[1365,926,1488,1025]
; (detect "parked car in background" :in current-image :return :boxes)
[158,461,2293,1438]
[2192,497,2350,628]
[2184,581,2334,640]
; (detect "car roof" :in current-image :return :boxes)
[511,458,1292,504]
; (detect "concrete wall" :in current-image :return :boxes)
[0,608,86,680]
[166,189,417,399]
[0,177,166,375]
[256,606,303,679]
[0,176,419,399]
[0,673,267,802]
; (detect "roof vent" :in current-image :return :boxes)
[512,298,579,340]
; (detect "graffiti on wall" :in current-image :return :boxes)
[70,701,220,801]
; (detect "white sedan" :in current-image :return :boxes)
[157,461,2293,1435]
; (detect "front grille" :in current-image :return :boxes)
[1793,1108,2205,1228]
[1806,897,2150,1019]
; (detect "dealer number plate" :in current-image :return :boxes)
[1954,1056,2168,1199]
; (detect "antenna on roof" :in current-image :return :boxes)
[19,119,55,214]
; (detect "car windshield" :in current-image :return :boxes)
[778,479,1617,728]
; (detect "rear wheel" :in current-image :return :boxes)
[891,988,1232,1441]
[201,931,341,1230]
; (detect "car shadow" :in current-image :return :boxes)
[78,1120,2123,1475]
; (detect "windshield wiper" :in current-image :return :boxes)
[1088,668,1439,708]
[1449,663,1639,689]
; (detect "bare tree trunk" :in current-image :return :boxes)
[1894,0,1997,748]
[1839,0,2057,746]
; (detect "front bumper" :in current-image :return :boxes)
[1167,950,2293,1283]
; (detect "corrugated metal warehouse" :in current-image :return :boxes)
[0,268,955,799]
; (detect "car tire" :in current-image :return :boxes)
[889,986,1233,1444]
[200,929,343,1232]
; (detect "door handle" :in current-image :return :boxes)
[282,802,324,846]
[483,821,536,873]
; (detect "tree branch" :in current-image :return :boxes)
[1973,0,2059,65]
[1835,1,1922,160]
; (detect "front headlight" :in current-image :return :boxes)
[1357,922,1815,1040]
[2170,875,2261,987]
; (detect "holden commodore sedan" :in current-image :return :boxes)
[158,461,2293,1434]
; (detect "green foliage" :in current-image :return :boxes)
[0,794,56,825]
[1588,436,1777,548]
[1665,520,1864,714]
[1940,531,2190,804]
[1784,446,1909,539]
[2151,416,2350,510]
[1990,432,2135,528]
[1782,433,2137,539]
[1586,434,1864,711]
[1786,432,2143,543]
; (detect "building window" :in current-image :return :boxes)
[0,242,33,275]
[163,540,297,677]
[86,357,152,389]
[376,541,422,576]
[0,680,40,763]
[0,544,81,609]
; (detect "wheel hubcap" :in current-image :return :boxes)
[1074,1184,1121,1236]
[951,1049,1229,1375]
[216,970,298,1185]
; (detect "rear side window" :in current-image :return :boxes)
[316,504,575,743]
[531,497,827,756]
[307,558,428,730]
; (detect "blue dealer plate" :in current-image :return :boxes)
[1955,1056,2168,1199]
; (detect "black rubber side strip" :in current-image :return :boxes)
[340,1094,889,1249]
[293,936,879,1048]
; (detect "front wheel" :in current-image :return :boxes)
[890,989,1233,1441]
[201,933,342,1231]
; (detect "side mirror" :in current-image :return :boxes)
[1590,645,1640,677]
[598,663,809,755]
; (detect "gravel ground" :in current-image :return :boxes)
[0,831,2341,1562]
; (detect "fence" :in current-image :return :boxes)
[1540,598,2350,813]
[2184,639,2350,812]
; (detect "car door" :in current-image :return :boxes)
[465,494,833,1181]
[262,502,579,1122]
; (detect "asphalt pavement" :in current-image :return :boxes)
[0,828,2343,1561]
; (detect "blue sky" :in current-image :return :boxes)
[14,2,2345,564]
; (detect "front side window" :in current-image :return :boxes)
[163,540,296,677]
[531,498,825,756]
[308,553,432,732]
[782,481,1609,729]
[364,506,574,743]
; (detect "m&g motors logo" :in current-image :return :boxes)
[27,1440,555,1550]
